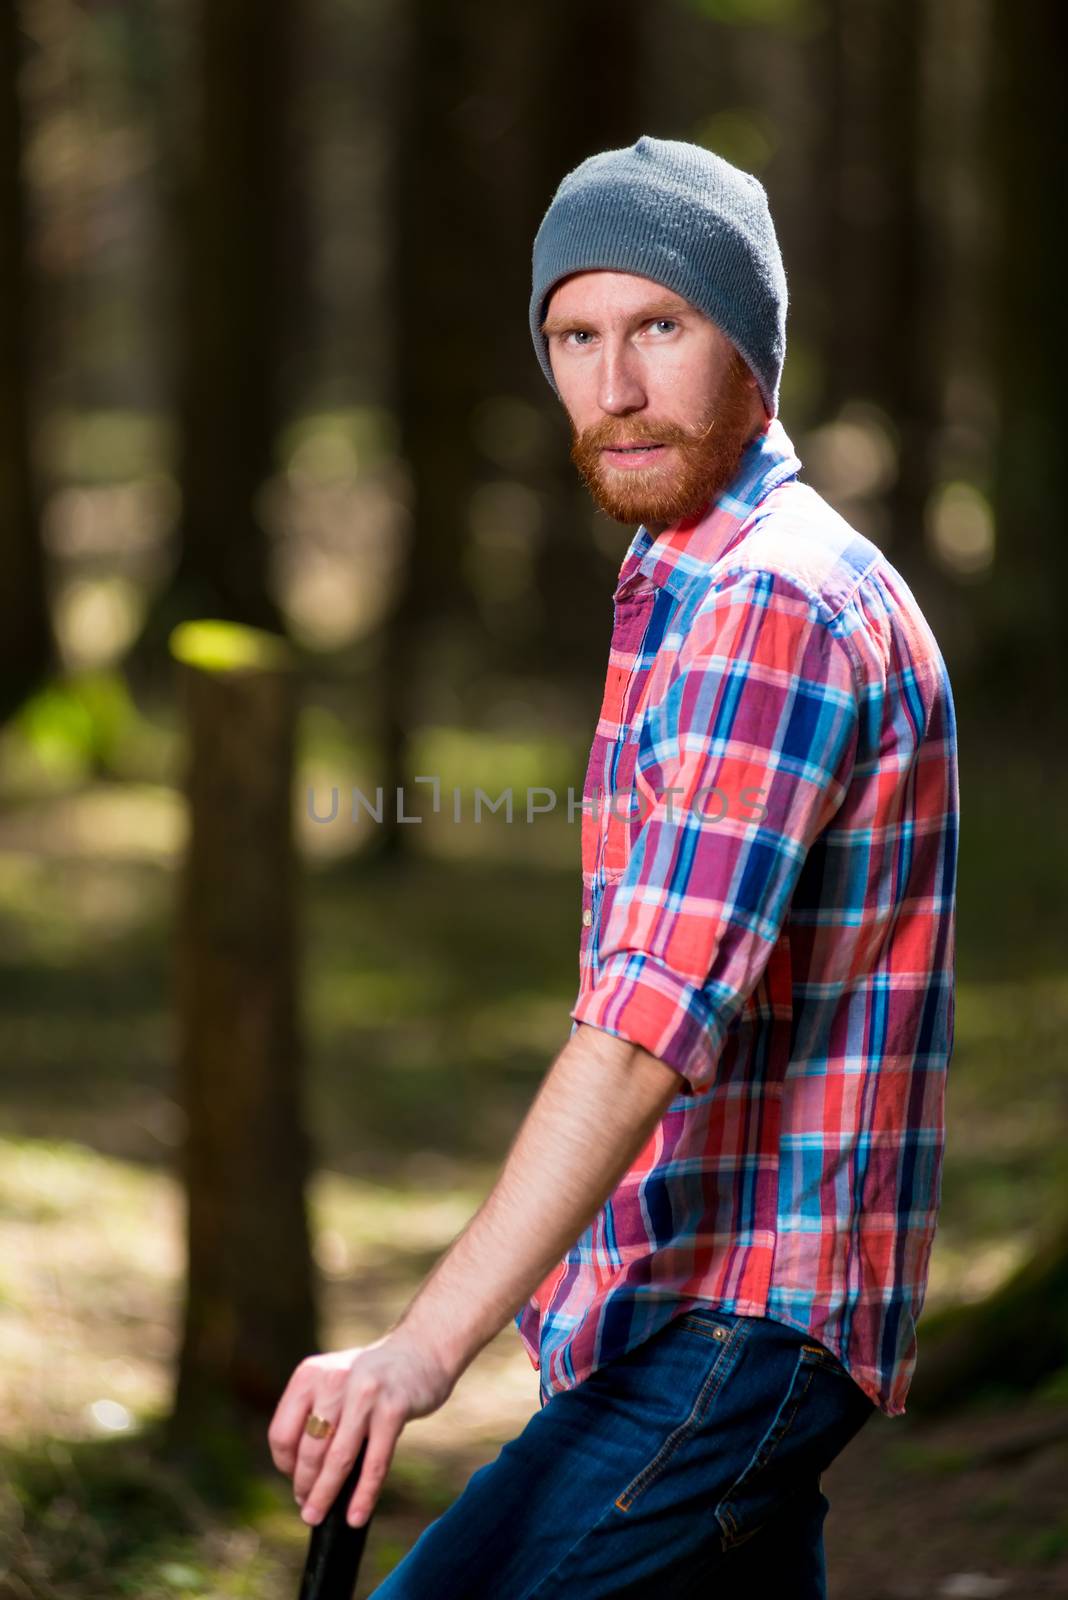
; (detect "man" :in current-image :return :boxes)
[268,136,959,1597]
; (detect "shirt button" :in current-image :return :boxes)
[582,908,592,927]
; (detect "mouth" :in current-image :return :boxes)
[601,443,670,470]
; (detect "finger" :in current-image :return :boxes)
[302,1395,402,1529]
[301,1401,372,1526]
[266,1364,315,1475]
[292,1414,344,1504]
[345,1404,403,1527]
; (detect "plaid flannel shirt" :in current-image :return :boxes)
[514,416,958,1416]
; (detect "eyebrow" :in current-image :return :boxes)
[541,296,691,338]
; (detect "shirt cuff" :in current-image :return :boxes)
[569,951,728,1092]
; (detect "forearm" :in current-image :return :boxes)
[391,1022,683,1380]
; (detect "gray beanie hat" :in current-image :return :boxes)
[529,134,787,418]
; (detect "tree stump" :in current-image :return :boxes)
[168,619,319,1446]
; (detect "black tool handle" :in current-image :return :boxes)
[297,1439,373,1599]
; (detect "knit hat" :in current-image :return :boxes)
[529,135,788,418]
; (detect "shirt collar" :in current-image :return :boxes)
[613,416,803,602]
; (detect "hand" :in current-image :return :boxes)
[267,1327,456,1528]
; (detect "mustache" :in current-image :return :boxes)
[573,413,720,451]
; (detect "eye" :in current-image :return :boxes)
[565,329,594,346]
[650,318,678,334]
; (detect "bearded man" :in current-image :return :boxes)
[269,136,959,1599]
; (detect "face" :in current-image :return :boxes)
[542,270,767,529]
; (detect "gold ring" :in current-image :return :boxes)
[304,1412,335,1441]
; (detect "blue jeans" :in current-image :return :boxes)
[369,1306,875,1598]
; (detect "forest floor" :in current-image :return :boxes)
[1,703,1066,1598]
[1,1131,1067,1600]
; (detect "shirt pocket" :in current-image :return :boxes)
[603,731,640,879]
[580,723,641,884]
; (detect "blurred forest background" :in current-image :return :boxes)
[1,1,1066,1596]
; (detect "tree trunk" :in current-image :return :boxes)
[816,0,963,648]
[377,0,648,860]
[127,0,305,697]
[820,0,880,419]
[521,0,645,695]
[168,620,319,1449]
[0,3,57,722]
[974,0,1068,725]
[872,0,942,579]
[376,0,491,859]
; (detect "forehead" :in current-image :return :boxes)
[544,270,695,325]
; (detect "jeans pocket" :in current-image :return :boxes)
[674,1305,745,1343]
[613,1313,751,1514]
[713,1343,874,1550]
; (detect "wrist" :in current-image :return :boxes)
[391,1292,486,1389]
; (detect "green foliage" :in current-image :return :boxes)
[277,407,398,481]
[12,670,141,777]
[885,1441,975,1478]
[0,1423,311,1599]
[692,108,777,171]
[1002,1518,1068,1568]
[1036,1366,1068,1406]
[168,619,296,675]
[414,724,576,808]
[377,1452,457,1517]
[1,1436,204,1599]
[686,0,824,33]
[40,410,174,486]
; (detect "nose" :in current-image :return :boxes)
[597,336,646,416]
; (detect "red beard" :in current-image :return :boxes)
[568,348,760,526]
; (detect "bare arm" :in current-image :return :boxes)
[268,1023,684,1527]
[394,1021,684,1373]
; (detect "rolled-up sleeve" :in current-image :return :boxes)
[569,567,861,1092]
